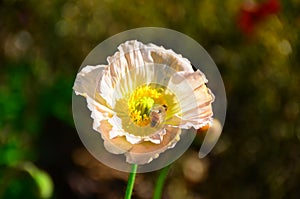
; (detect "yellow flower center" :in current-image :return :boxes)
[114,83,181,137]
[128,85,165,127]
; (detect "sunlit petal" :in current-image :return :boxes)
[125,126,181,164]
[73,65,114,131]
[168,70,214,129]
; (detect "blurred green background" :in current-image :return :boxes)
[1,0,300,198]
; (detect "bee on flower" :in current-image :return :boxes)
[149,104,168,128]
[73,40,214,165]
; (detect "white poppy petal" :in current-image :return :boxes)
[82,96,114,131]
[103,139,127,154]
[73,65,115,131]
[125,126,181,165]
[87,98,107,131]
[125,134,142,144]
[99,121,133,154]
[168,70,214,129]
[73,65,105,99]
[99,40,196,108]
[144,128,167,144]
[108,114,145,144]
[107,115,125,138]
[150,49,194,72]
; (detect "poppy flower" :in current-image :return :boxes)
[73,40,214,164]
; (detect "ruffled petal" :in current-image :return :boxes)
[73,65,114,131]
[96,103,190,165]
[99,40,195,107]
[149,48,194,72]
[100,41,151,105]
[125,126,181,165]
[144,128,167,144]
[107,114,143,144]
[167,70,214,129]
[74,65,104,99]
[99,120,133,154]
[98,120,177,161]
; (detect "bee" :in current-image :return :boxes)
[149,104,168,127]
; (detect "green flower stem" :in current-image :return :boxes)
[153,164,171,199]
[125,164,138,199]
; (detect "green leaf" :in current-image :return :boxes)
[21,162,53,199]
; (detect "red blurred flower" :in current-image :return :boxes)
[238,0,281,35]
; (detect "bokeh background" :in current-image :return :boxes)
[1,0,300,198]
